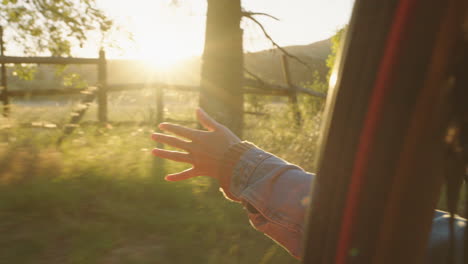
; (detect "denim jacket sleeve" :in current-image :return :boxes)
[226,147,314,259]
[225,146,466,262]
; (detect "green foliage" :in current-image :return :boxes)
[12,64,37,80]
[61,72,88,88]
[0,0,113,56]
[244,94,268,113]
[1,0,115,83]
[300,71,328,115]
[53,65,89,88]
[326,27,346,79]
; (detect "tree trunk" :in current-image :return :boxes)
[199,0,244,136]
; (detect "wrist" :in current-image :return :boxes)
[218,141,256,201]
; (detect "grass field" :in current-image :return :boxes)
[0,94,324,264]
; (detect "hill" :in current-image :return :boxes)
[8,38,331,90]
[244,38,331,85]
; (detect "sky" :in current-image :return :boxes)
[77,0,354,68]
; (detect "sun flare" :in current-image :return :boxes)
[140,47,187,70]
[130,25,202,71]
[130,27,196,70]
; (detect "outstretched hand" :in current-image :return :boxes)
[151,108,241,181]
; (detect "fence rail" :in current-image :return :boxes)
[5,82,322,98]
[243,78,326,97]
[0,34,108,122]
[0,56,100,65]
[6,88,88,97]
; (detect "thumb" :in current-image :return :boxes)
[165,168,197,181]
[196,108,219,131]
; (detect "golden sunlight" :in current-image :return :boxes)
[137,39,188,70]
[130,19,203,70]
[95,0,205,70]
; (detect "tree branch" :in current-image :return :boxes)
[243,68,326,98]
[244,68,267,89]
[243,14,314,72]
[241,11,280,21]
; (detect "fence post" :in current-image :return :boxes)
[155,84,164,127]
[281,54,302,126]
[97,49,107,123]
[0,26,9,117]
[152,84,165,176]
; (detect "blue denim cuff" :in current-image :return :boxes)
[230,148,273,198]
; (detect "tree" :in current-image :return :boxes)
[0,0,113,56]
[199,0,244,136]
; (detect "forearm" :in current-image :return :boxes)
[220,143,313,259]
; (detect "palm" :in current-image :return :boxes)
[151,108,240,181]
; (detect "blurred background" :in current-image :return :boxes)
[5,0,457,263]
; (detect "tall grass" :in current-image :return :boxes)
[0,93,324,264]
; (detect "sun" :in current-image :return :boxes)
[141,48,186,70]
[130,19,203,71]
[95,0,205,69]
[131,32,188,70]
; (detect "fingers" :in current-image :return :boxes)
[196,108,219,131]
[165,168,197,181]
[158,123,200,140]
[152,133,190,150]
[152,149,193,164]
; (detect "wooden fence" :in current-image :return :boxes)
[0,26,326,128]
